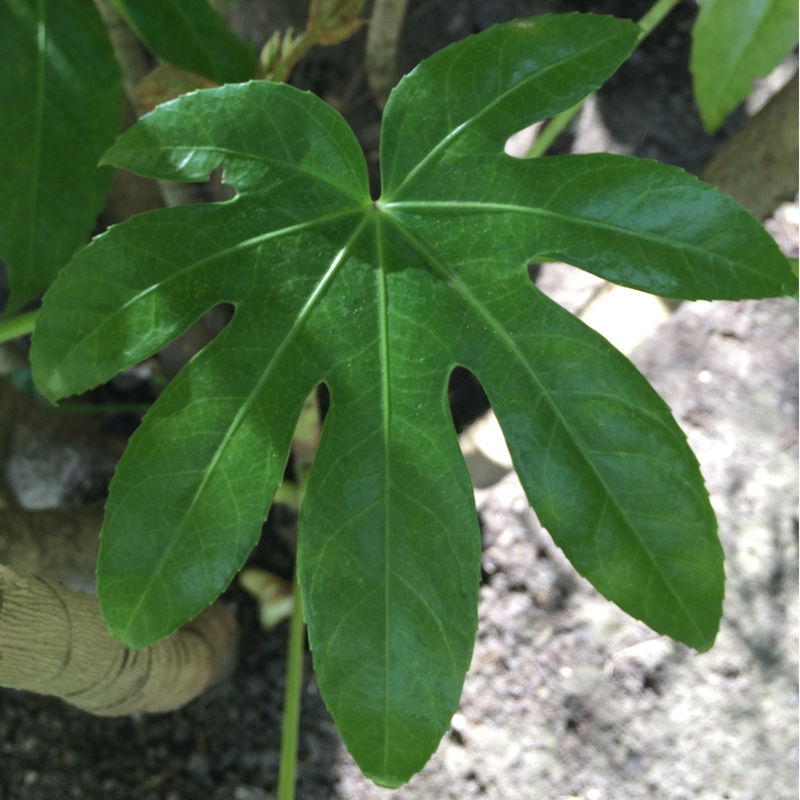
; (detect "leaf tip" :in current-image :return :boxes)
[31,364,69,405]
[362,766,410,790]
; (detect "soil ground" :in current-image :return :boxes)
[1,1,797,798]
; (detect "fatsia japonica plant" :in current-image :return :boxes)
[24,12,794,788]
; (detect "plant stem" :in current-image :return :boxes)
[276,569,305,800]
[276,389,321,799]
[523,98,585,158]
[0,310,38,344]
[365,0,410,107]
[525,0,682,158]
[271,32,317,84]
[635,0,684,40]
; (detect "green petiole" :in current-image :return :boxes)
[525,0,682,158]
[0,309,38,345]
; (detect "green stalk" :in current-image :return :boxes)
[523,98,585,158]
[525,0,682,158]
[270,33,318,84]
[635,0,685,40]
[276,389,321,799]
[0,310,38,344]
[276,569,305,800]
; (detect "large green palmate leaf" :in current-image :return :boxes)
[31,13,794,786]
[0,0,122,314]
[690,0,799,132]
[110,0,256,84]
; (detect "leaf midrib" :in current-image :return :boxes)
[50,208,362,394]
[112,215,370,640]
[380,210,705,643]
[374,214,394,777]
[387,26,631,199]
[386,200,770,287]
[107,143,368,205]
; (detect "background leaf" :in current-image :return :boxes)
[0,0,122,314]
[690,0,799,132]
[111,0,256,84]
[30,14,792,786]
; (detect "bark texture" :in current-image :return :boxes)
[1,378,238,716]
[0,564,237,715]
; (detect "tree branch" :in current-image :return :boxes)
[0,563,237,715]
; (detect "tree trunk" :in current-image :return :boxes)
[701,72,799,221]
[0,377,238,715]
[0,562,237,715]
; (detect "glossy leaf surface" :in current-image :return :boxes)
[691,0,799,132]
[111,0,256,84]
[0,0,122,313]
[31,13,794,786]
